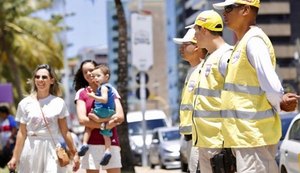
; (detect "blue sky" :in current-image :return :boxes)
[36,0,108,58]
[64,0,107,57]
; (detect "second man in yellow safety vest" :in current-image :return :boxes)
[187,10,233,173]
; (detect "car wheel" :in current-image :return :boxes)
[150,163,155,169]
[181,162,188,172]
[159,156,166,169]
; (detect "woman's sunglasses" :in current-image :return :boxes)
[224,4,244,13]
[35,75,49,80]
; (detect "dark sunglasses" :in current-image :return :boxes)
[224,4,244,13]
[35,75,49,80]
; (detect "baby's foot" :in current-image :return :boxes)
[100,152,112,165]
[78,144,89,156]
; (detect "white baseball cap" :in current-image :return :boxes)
[173,28,197,44]
[213,0,260,10]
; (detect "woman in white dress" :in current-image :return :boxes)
[7,64,80,173]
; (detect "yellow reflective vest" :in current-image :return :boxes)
[193,44,232,148]
[179,64,202,135]
[221,27,281,148]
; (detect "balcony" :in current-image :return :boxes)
[277,67,297,80]
[258,23,291,36]
[274,45,297,58]
[259,2,290,15]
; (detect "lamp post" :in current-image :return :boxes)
[295,38,300,111]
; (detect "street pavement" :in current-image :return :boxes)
[0,166,182,173]
[69,166,181,173]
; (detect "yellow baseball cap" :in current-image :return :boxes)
[213,0,260,10]
[173,28,197,44]
[186,10,223,32]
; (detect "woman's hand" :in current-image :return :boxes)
[7,157,18,171]
[72,153,80,172]
[88,111,102,123]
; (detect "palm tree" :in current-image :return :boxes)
[114,0,135,172]
[0,0,64,104]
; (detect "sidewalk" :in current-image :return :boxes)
[70,166,181,173]
[0,165,181,173]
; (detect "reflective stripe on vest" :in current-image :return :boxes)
[194,110,221,118]
[194,87,221,97]
[224,83,264,95]
[221,109,275,120]
[179,126,192,134]
[180,104,194,111]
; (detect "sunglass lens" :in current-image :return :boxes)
[225,5,233,13]
[35,75,48,80]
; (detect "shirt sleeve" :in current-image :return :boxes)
[58,99,70,119]
[246,37,284,112]
[111,86,121,99]
[219,51,231,77]
[74,88,85,103]
[15,100,26,123]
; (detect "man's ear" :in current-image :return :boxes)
[193,46,199,52]
[242,5,251,16]
[202,27,209,36]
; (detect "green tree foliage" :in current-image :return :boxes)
[0,0,65,104]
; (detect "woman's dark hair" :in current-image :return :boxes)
[30,64,61,96]
[73,60,97,91]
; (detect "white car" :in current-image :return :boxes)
[149,126,181,169]
[279,112,300,173]
[127,110,169,165]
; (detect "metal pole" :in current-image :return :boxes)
[295,38,300,111]
[139,71,148,166]
[137,0,147,167]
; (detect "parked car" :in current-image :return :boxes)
[127,110,169,165]
[149,126,181,169]
[275,112,298,164]
[279,112,300,173]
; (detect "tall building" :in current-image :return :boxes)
[127,0,172,118]
[258,0,300,94]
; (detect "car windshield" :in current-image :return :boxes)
[128,119,167,135]
[281,117,294,140]
[161,130,180,141]
[280,112,298,140]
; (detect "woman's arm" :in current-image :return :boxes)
[76,99,104,129]
[7,123,27,170]
[58,118,80,171]
[86,98,124,129]
[58,118,77,157]
[106,98,124,129]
